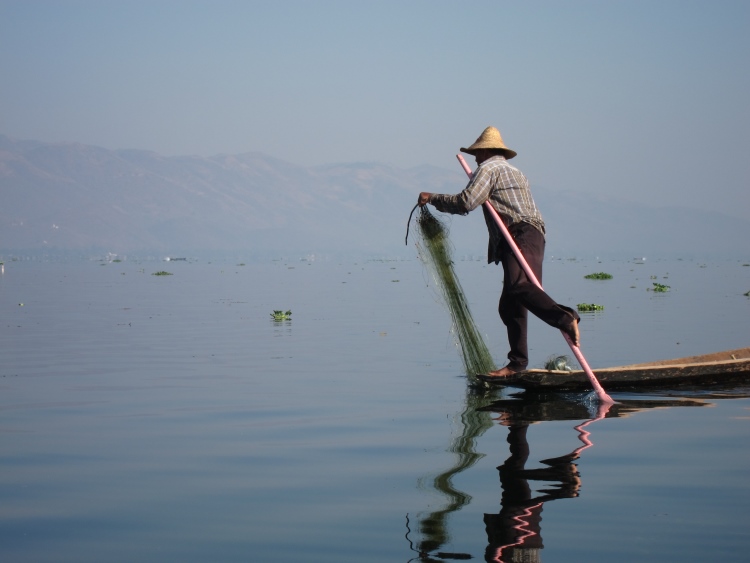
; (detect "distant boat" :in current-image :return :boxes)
[164,257,187,261]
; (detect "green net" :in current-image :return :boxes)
[415,206,496,377]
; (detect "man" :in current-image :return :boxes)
[418,126,580,378]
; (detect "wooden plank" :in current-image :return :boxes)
[621,347,750,367]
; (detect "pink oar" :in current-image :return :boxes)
[457,154,614,404]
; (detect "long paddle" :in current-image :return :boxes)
[457,154,614,404]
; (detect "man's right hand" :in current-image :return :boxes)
[418,192,432,207]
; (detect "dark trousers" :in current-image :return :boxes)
[499,223,579,371]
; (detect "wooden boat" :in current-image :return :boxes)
[496,347,750,391]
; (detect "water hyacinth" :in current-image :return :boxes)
[649,282,671,292]
[415,207,496,378]
[577,303,604,312]
[270,310,292,321]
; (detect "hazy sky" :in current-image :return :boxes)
[2,1,749,220]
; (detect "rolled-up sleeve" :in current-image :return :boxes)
[430,166,493,215]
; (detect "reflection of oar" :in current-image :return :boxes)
[569,401,612,457]
[456,154,614,404]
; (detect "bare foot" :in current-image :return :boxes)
[482,366,519,378]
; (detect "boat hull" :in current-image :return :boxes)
[501,347,750,391]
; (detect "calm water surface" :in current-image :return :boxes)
[1,256,749,562]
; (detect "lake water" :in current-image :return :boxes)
[1,255,749,562]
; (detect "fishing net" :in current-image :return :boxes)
[411,206,496,377]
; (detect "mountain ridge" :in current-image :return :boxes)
[2,134,748,260]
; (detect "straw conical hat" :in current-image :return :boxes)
[460,126,517,159]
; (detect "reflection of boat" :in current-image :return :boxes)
[488,348,750,391]
[478,393,710,421]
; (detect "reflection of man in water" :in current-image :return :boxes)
[484,421,582,562]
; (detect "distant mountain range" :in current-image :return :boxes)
[2,134,748,260]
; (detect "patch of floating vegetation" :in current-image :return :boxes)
[270,310,292,321]
[583,272,613,280]
[649,282,670,292]
[577,303,604,312]
[152,271,173,276]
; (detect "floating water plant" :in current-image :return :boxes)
[577,303,604,312]
[152,271,173,276]
[649,282,670,292]
[584,272,613,280]
[270,310,292,321]
[414,207,495,377]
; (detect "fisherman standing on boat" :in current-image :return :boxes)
[418,126,580,379]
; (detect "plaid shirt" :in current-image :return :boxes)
[429,155,545,263]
